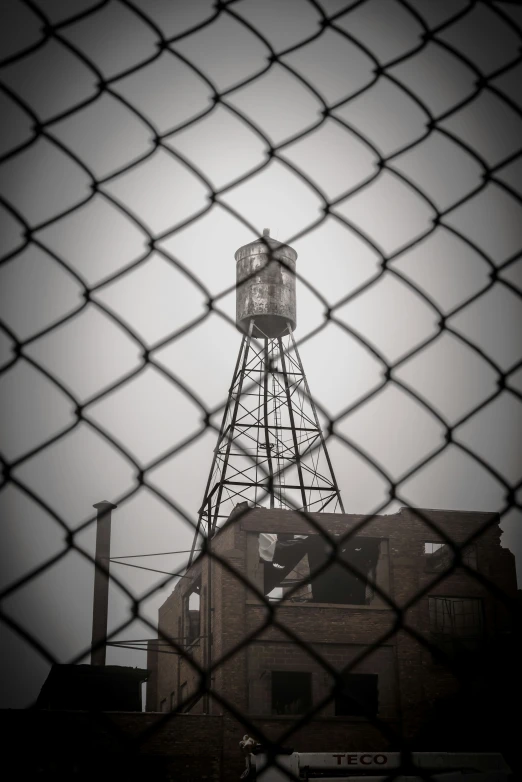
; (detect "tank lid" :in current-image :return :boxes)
[234,228,298,262]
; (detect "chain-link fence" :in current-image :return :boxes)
[1,0,521,779]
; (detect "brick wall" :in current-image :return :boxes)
[150,506,519,760]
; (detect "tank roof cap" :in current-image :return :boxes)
[234,231,297,262]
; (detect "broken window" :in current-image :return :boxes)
[271,671,312,715]
[334,672,378,717]
[184,578,201,645]
[259,533,383,605]
[428,596,484,657]
[425,543,477,573]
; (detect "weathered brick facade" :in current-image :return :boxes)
[148,506,518,779]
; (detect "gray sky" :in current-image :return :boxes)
[0,0,521,708]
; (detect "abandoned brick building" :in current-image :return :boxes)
[146,504,518,757]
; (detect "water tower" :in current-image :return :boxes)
[189,230,343,561]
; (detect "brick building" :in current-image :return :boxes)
[147,505,519,775]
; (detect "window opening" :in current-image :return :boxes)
[425,543,477,572]
[428,596,484,656]
[334,671,378,717]
[271,671,312,715]
[185,578,201,645]
[259,533,381,605]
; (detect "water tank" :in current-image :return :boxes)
[235,229,297,338]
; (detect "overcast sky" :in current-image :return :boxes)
[0,0,521,708]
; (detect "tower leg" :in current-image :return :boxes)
[190,325,344,560]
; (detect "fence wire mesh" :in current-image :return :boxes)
[1,0,521,779]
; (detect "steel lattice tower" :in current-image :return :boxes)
[190,230,344,562]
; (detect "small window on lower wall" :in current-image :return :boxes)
[271,671,312,715]
[334,672,378,717]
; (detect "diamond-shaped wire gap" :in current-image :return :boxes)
[455,392,522,486]
[0,137,92,226]
[335,0,425,63]
[83,491,192,624]
[172,11,271,94]
[234,0,321,51]
[333,169,436,257]
[157,203,255,303]
[50,92,153,180]
[333,76,429,158]
[164,104,267,191]
[393,331,499,426]
[102,147,210,236]
[444,183,522,266]
[0,38,98,122]
[37,194,149,287]
[439,90,522,169]
[0,244,83,340]
[399,442,509,514]
[154,312,242,411]
[333,270,439,365]
[500,258,522,294]
[0,1,43,63]
[219,158,324,240]
[335,382,446,482]
[147,427,222,526]
[326,435,392,514]
[225,61,324,147]
[112,50,214,135]
[437,2,522,74]
[0,360,75,462]
[86,364,203,467]
[0,545,109,660]
[60,1,159,80]
[93,251,206,349]
[0,202,26,259]
[390,225,492,315]
[388,41,478,117]
[279,118,378,202]
[282,27,375,106]
[391,130,484,212]
[0,90,34,159]
[14,421,136,530]
[24,305,142,401]
[295,320,384,420]
[291,217,381,304]
[131,0,215,39]
[0,484,65,594]
[449,283,522,373]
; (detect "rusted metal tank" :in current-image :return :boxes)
[235,229,297,338]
